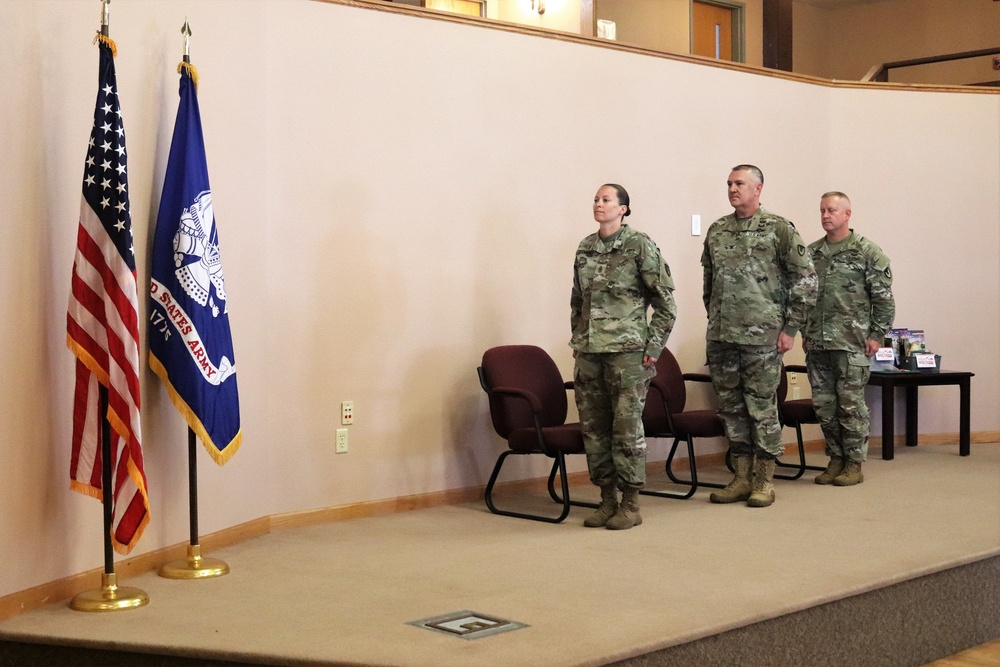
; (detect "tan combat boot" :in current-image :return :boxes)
[747,457,776,507]
[833,461,864,486]
[814,457,845,485]
[606,488,641,530]
[583,484,619,528]
[709,453,753,504]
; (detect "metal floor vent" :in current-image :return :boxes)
[409,610,528,640]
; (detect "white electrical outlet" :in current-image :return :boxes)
[336,428,348,453]
[691,214,701,236]
[341,401,354,425]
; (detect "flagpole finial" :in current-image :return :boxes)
[177,20,199,90]
[182,18,192,63]
[101,0,111,37]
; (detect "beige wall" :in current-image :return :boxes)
[0,0,997,600]
[594,0,690,55]
[794,0,1000,84]
[793,1,827,77]
[497,0,582,33]
[744,0,763,68]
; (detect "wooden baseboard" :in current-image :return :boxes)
[874,431,1000,447]
[2,434,994,622]
[0,517,270,622]
[269,486,486,531]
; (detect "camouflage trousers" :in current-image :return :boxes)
[574,351,656,490]
[706,340,783,458]
[806,349,871,463]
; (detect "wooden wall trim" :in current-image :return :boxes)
[313,0,1000,95]
[269,485,486,531]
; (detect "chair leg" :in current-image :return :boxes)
[548,458,598,510]
[662,437,728,491]
[546,458,562,504]
[774,427,806,480]
[799,424,826,472]
[485,451,574,523]
[775,425,826,480]
[642,436,722,499]
[664,438,689,485]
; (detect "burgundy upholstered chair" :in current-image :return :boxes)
[775,364,826,480]
[640,349,728,499]
[478,345,596,523]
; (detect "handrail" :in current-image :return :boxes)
[863,46,1000,84]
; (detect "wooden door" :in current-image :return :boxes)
[693,1,733,61]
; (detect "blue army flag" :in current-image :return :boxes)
[149,63,241,465]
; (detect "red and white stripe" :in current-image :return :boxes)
[67,199,148,555]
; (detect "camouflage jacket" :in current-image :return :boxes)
[701,207,817,345]
[570,225,676,357]
[803,231,895,353]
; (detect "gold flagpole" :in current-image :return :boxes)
[71,388,150,611]
[158,430,230,579]
[157,19,229,581]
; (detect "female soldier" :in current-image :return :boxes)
[570,184,676,529]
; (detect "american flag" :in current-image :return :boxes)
[66,38,149,555]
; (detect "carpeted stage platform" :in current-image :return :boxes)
[1,443,998,667]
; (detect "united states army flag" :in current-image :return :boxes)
[149,64,242,464]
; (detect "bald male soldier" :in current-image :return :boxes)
[802,192,894,486]
[702,165,817,507]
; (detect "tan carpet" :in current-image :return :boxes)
[1,443,998,667]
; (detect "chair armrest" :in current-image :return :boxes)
[489,385,543,413]
[682,372,713,383]
[785,365,808,374]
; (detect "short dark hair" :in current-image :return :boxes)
[731,164,764,185]
[603,183,631,217]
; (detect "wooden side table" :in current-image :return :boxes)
[867,370,974,460]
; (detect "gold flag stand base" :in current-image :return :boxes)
[158,544,230,580]
[70,572,149,612]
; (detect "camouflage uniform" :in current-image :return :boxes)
[571,225,676,490]
[702,207,817,458]
[803,231,894,463]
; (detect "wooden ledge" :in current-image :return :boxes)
[312,0,1000,95]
